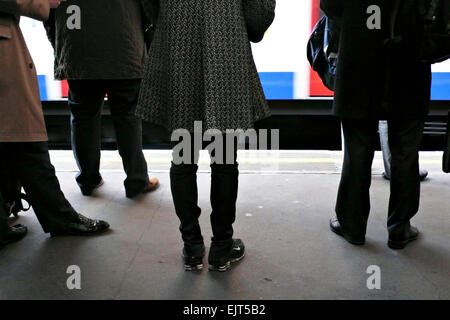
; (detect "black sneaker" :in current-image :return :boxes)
[209,239,245,272]
[183,247,204,271]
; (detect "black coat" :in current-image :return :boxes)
[321,0,432,120]
[45,0,150,80]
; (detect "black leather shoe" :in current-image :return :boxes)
[388,226,419,250]
[80,179,104,196]
[1,224,27,248]
[329,218,365,245]
[50,213,110,237]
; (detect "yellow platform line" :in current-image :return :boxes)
[49,157,444,165]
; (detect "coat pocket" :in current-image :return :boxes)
[0,24,12,39]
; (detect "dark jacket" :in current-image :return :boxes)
[45,0,152,80]
[321,0,432,120]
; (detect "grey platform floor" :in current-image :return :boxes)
[0,151,449,300]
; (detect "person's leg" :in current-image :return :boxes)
[0,142,109,235]
[107,79,151,198]
[170,138,204,260]
[209,135,238,243]
[0,192,9,241]
[68,80,106,194]
[335,118,378,240]
[0,146,28,245]
[5,142,79,232]
[378,120,392,179]
[207,134,243,271]
[387,119,424,248]
[0,191,27,247]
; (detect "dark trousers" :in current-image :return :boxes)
[336,118,424,239]
[0,192,8,241]
[170,134,239,257]
[0,142,79,234]
[68,79,149,194]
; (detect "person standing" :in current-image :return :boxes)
[322,0,432,249]
[45,0,159,198]
[136,0,276,271]
[0,0,109,248]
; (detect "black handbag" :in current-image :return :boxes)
[443,111,450,173]
[307,15,339,91]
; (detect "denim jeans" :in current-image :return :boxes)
[379,120,392,178]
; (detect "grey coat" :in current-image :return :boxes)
[136,0,276,132]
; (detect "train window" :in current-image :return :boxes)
[19,0,450,101]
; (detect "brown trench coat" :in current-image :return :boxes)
[0,0,49,142]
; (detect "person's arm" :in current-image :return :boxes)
[0,0,51,21]
[243,0,276,43]
[320,0,343,21]
[140,0,159,49]
[140,0,158,25]
[43,8,55,48]
[442,0,450,33]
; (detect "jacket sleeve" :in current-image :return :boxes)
[140,0,158,25]
[242,0,276,43]
[0,0,50,21]
[320,0,343,21]
[43,8,55,48]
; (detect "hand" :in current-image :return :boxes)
[49,0,67,9]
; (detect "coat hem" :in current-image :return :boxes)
[0,134,48,143]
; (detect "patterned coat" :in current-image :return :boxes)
[136,0,276,132]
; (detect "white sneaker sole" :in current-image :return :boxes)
[209,252,245,272]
